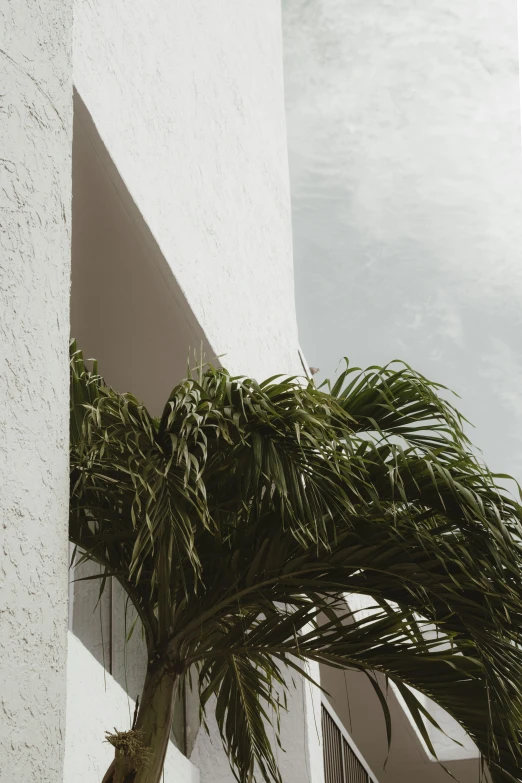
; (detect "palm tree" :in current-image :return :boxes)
[70,342,522,783]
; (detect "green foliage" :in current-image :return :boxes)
[70,342,522,783]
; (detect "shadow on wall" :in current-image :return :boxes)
[69,89,212,755]
[70,89,217,417]
[320,663,489,783]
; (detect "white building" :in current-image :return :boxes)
[1,1,517,782]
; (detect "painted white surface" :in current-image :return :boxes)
[273,661,324,783]
[190,662,325,783]
[519,0,522,132]
[64,634,199,783]
[69,4,313,780]
[344,594,479,774]
[73,0,302,382]
[0,1,73,780]
[189,701,238,783]
[413,693,478,763]
[67,608,323,783]
[283,0,522,479]
[301,661,326,783]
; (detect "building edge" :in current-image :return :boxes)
[0,0,73,779]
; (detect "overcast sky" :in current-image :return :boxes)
[283,0,522,480]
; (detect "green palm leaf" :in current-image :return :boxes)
[70,341,522,783]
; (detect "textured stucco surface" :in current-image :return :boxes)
[283,0,522,479]
[73,0,302,381]
[64,634,200,783]
[0,1,72,780]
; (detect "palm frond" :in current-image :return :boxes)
[200,653,286,783]
[327,359,472,453]
[70,341,522,783]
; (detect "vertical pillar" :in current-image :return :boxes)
[0,0,73,779]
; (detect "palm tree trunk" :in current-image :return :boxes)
[134,664,177,783]
[101,662,177,783]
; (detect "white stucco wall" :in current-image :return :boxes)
[68,4,313,780]
[73,0,302,382]
[0,2,73,780]
[298,661,325,783]
[64,634,199,783]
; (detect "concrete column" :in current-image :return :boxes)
[0,1,73,779]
